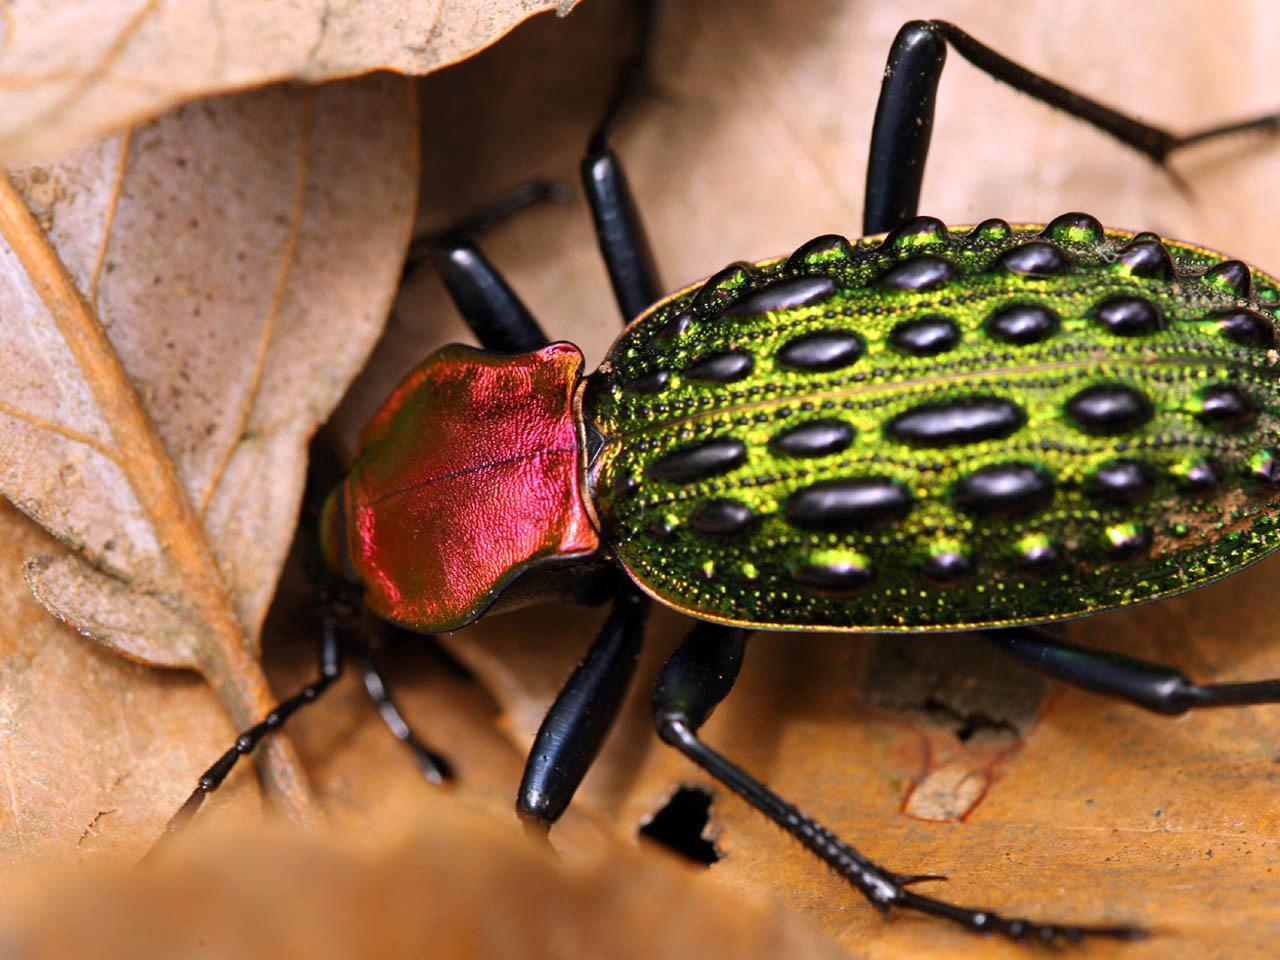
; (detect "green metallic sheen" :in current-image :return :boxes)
[583,219,1280,632]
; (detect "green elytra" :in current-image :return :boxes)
[585,215,1280,632]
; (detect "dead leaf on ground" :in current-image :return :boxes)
[0,74,418,836]
[321,1,1280,957]
[0,0,579,163]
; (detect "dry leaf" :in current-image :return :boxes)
[0,0,577,163]
[318,0,1280,956]
[0,75,418,825]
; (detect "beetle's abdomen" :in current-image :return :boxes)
[586,216,1280,632]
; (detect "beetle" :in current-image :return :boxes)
[155,14,1280,946]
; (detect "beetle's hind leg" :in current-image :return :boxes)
[987,626,1280,714]
[651,623,1147,945]
[864,20,1280,234]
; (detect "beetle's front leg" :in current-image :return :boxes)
[652,622,1146,946]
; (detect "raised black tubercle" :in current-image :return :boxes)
[954,463,1053,517]
[879,254,955,291]
[986,303,1058,344]
[1196,386,1254,427]
[792,557,875,595]
[689,499,754,537]
[1042,212,1103,243]
[686,350,754,383]
[1065,384,1154,435]
[777,330,865,372]
[649,438,747,484]
[1116,238,1175,280]
[785,478,912,530]
[887,397,1025,447]
[1204,259,1253,299]
[922,551,972,582]
[625,368,670,395]
[695,262,755,311]
[771,419,855,457]
[996,242,1067,277]
[1216,309,1276,348]
[787,234,854,269]
[889,316,960,355]
[883,215,949,248]
[729,275,837,315]
[1087,459,1155,504]
[1093,296,1164,335]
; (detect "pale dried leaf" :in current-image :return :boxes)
[0,0,577,163]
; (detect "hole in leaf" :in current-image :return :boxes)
[639,785,721,866]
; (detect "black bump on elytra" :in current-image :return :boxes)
[969,218,1012,243]
[777,330,864,372]
[689,499,754,537]
[785,478,911,531]
[922,551,972,582]
[1094,296,1165,335]
[1253,451,1280,485]
[1019,541,1061,575]
[1204,259,1253,299]
[1197,385,1255,428]
[786,234,853,269]
[1116,238,1174,280]
[1108,525,1151,560]
[694,263,754,309]
[1215,309,1276,348]
[883,215,949,248]
[1043,212,1104,243]
[791,557,875,595]
[954,463,1054,517]
[613,470,639,498]
[879,255,955,291]
[1065,384,1154,435]
[770,419,855,458]
[1087,459,1155,504]
[625,369,671,395]
[728,275,836,315]
[887,397,1025,447]
[996,242,1067,277]
[1179,459,1220,493]
[986,303,1059,344]
[889,316,960,355]
[654,311,693,343]
[686,350,753,383]
[649,438,747,484]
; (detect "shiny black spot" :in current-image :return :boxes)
[1065,384,1153,435]
[792,557,874,595]
[887,397,1025,448]
[1018,541,1061,575]
[889,316,960,355]
[1116,238,1174,279]
[786,234,853,269]
[655,311,692,342]
[1043,212,1103,243]
[1216,309,1276,348]
[1204,259,1253,298]
[1107,525,1151,560]
[954,464,1053,517]
[969,218,1012,242]
[770,419,854,457]
[728,275,836,315]
[884,216,949,248]
[1093,296,1164,335]
[649,438,746,484]
[996,242,1067,277]
[694,263,754,310]
[690,499,754,537]
[1087,459,1154,504]
[1253,450,1280,485]
[880,255,955,291]
[986,304,1058,344]
[1179,459,1220,493]
[922,551,972,582]
[687,350,753,383]
[777,330,864,372]
[613,471,639,498]
[625,369,670,395]
[785,478,911,531]
[1197,385,1254,427]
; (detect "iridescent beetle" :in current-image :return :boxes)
[160,17,1280,945]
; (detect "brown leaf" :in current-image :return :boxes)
[321,0,1280,955]
[0,0,578,163]
[0,76,418,823]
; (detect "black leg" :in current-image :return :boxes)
[651,622,1145,945]
[146,616,345,859]
[864,20,1280,234]
[355,639,452,783]
[408,180,571,353]
[987,626,1280,716]
[517,585,650,833]
[581,0,662,321]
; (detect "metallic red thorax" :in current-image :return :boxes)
[322,342,598,632]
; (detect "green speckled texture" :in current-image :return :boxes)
[584,218,1280,632]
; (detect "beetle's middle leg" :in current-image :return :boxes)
[864,20,1280,234]
[651,622,1147,946]
[986,626,1280,715]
